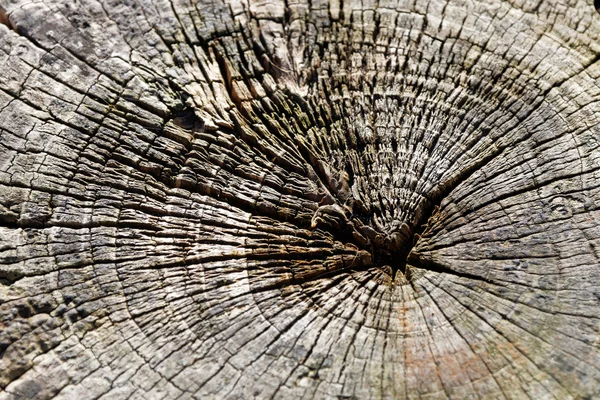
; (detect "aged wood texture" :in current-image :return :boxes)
[1,0,600,398]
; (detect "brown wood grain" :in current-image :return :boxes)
[1,0,600,398]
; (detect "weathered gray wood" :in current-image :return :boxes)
[1,0,600,398]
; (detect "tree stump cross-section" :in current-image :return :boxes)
[1,0,600,398]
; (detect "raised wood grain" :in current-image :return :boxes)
[1,0,600,398]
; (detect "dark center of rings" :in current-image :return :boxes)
[310,204,430,281]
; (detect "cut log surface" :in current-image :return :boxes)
[1,0,600,398]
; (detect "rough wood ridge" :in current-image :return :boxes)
[1,0,600,398]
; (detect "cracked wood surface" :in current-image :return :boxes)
[1,0,600,398]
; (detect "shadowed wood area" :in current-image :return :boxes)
[1,0,600,398]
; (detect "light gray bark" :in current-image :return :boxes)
[1,0,600,398]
